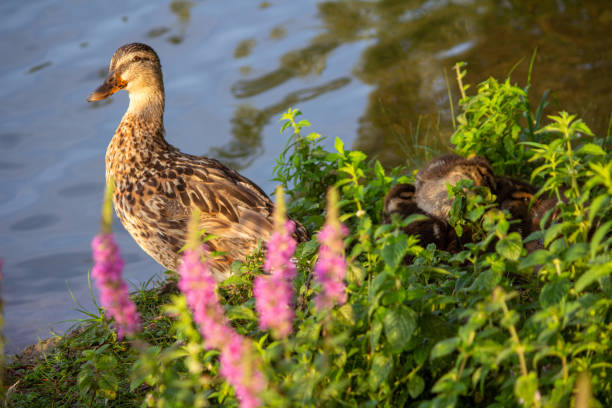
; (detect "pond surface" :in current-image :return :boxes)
[1,0,610,353]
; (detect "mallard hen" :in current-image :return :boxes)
[87,43,307,280]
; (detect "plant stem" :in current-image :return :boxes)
[497,291,541,407]
[454,63,466,100]
[496,290,527,377]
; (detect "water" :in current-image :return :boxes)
[1,0,610,354]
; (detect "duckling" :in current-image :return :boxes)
[383,183,459,251]
[415,154,496,221]
[494,176,564,241]
[87,43,307,280]
[494,176,539,237]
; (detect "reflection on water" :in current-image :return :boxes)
[234,39,257,59]
[269,25,286,40]
[0,0,610,353]
[216,77,351,169]
[167,0,194,44]
[147,27,170,38]
[222,0,612,167]
[232,38,339,98]
[27,61,52,74]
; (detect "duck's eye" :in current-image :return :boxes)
[133,56,141,62]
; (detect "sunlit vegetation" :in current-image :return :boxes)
[4,68,611,407]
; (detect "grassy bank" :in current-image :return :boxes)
[4,65,612,407]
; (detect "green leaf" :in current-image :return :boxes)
[590,220,612,259]
[368,353,393,391]
[413,346,429,366]
[514,372,539,405]
[304,132,320,141]
[77,368,94,395]
[370,316,383,353]
[280,120,292,133]
[544,222,568,247]
[578,143,605,156]
[337,304,355,326]
[519,249,551,270]
[347,263,366,286]
[408,374,425,398]
[562,243,589,263]
[539,280,570,307]
[296,119,311,128]
[374,160,386,180]
[381,235,409,270]
[96,354,117,371]
[384,305,417,352]
[98,372,119,399]
[472,268,501,292]
[495,232,523,261]
[575,261,612,292]
[348,150,367,164]
[226,305,257,321]
[334,137,345,155]
[296,239,319,259]
[589,194,610,225]
[431,337,460,359]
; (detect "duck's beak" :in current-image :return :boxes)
[86,70,127,102]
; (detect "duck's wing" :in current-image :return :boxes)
[145,155,307,266]
[175,155,276,250]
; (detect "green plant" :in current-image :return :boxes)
[451,60,547,180]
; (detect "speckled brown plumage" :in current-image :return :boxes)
[385,155,562,255]
[88,43,307,280]
[415,154,496,221]
[383,183,460,252]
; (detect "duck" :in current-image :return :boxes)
[87,43,308,280]
[495,176,540,237]
[383,183,461,252]
[414,154,496,221]
[386,155,564,254]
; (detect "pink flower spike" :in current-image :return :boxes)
[220,334,266,408]
[178,246,235,350]
[91,233,141,338]
[178,211,267,407]
[255,187,298,339]
[314,187,349,311]
[254,273,294,338]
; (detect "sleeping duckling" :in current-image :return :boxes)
[415,154,496,221]
[383,183,459,251]
[87,43,308,280]
[495,176,539,237]
[495,176,563,242]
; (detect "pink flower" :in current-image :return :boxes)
[178,243,266,407]
[314,188,349,310]
[263,221,297,280]
[91,233,141,338]
[178,247,234,349]
[255,220,297,339]
[220,334,266,408]
[254,273,295,338]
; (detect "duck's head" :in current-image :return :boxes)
[87,43,163,102]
